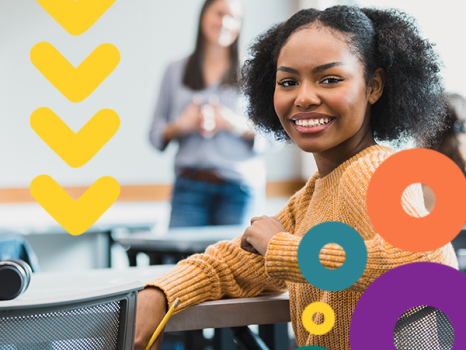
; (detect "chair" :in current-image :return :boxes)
[393,305,454,350]
[0,281,142,350]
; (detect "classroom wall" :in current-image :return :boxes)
[2,0,461,191]
[0,0,300,191]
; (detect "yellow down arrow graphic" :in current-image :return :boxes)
[31,108,120,168]
[30,42,120,102]
[35,0,117,36]
[30,175,120,236]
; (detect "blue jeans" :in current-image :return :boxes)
[169,177,255,227]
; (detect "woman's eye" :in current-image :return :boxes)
[321,77,342,84]
[277,80,296,87]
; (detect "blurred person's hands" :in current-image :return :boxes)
[241,216,286,256]
[174,99,203,135]
[212,104,236,133]
[163,98,203,143]
[211,102,254,140]
[134,287,168,350]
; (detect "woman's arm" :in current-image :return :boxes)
[149,65,175,152]
[162,101,203,143]
[149,64,203,151]
[145,236,287,313]
[134,234,288,349]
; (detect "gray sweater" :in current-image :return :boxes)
[149,58,266,188]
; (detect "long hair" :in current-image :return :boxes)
[182,0,240,91]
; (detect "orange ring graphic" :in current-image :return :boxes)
[367,148,466,252]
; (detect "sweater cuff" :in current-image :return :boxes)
[319,243,347,270]
[265,232,306,283]
[145,259,217,314]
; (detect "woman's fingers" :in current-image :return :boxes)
[250,216,261,224]
[241,216,286,256]
[240,232,260,255]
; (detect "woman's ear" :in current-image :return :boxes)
[368,68,385,105]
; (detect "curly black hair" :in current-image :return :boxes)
[241,5,447,148]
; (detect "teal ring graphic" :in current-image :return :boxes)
[296,346,329,349]
[297,221,368,292]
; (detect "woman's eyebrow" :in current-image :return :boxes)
[277,66,299,75]
[277,62,345,75]
[312,62,344,74]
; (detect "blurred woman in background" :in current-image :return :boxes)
[424,93,466,211]
[149,0,266,228]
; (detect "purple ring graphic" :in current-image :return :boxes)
[350,262,465,349]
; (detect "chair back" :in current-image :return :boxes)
[394,305,454,350]
[0,281,142,350]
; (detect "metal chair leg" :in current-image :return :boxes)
[232,326,270,350]
[259,324,288,350]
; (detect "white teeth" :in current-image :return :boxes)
[295,118,332,127]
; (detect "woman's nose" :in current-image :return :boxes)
[295,82,321,109]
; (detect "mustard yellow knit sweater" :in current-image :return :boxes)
[147,145,458,348]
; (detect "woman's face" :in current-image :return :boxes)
[274,25,381,154]
[201,0,242,47]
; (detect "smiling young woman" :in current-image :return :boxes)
[137,6,458,350]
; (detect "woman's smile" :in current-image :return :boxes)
[290,112,336,134]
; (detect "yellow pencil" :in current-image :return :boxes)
[145,297,181,350]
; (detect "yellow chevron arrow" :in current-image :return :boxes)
[30,175,120,236]
[31,108,120,168]
[30,42,120,102]
[35,0,116,36]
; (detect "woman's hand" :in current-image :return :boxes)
[241,216,286,256]
[174,100,203,135]
[212,104,236,133]
[163,100,202,142]
[212,104,255,140]
[134,287,168,350]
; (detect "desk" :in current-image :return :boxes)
[113,225,245,266]
[18,266,290,330]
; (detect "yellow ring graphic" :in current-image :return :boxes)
[302,302,335,336]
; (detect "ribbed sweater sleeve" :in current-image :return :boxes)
[146,235,287,314]
[265,184,310,283]
[265,232,304,282]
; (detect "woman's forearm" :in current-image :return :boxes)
[162,122,183,144]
